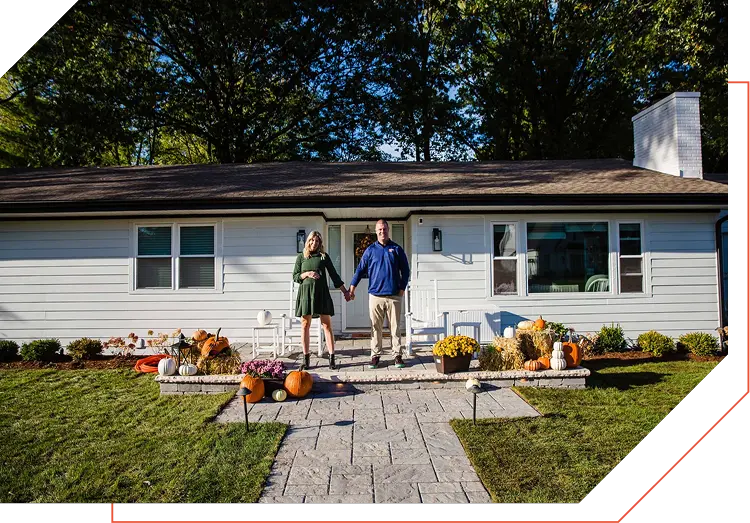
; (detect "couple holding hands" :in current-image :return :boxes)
[292,219,410,371]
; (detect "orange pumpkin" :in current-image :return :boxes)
[537,357,550,370]
[563,342,582,367]
[284,370,313,398]
[524,360,543,371]
[534,316,546,330]
[201,328,230,357]
[240,374,265,403]
[192,329,208,342]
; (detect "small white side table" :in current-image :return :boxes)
[453,321,481,360]
[250,324,281,358]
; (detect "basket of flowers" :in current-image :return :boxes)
[240,359,286,397]
[432,335,479,374]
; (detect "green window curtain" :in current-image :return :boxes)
[180,226,214,255]
[138,227,171,256]
[327,225,342,289]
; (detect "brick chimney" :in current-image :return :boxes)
[632,92,703,179]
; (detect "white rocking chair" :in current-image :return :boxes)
[404,279,448,356]
[280,281,324,357]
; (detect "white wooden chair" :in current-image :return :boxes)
[280,281,324,357]
[404,279,448,356]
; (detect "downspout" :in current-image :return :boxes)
[714,213,729,328]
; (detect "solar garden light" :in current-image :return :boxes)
[465,378,482,425]
[237,387,252,432]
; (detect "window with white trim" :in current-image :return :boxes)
[619,223,643,293]
[492,224,518,295]
[527,222,610,293]
[136,224,216,290]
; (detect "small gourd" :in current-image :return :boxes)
[524,360,542,371]
[503,326,516,339]
[517,320,534,330]
[157,357,177,376]
[179,363,198,376]
[272,389,287,402]
[192,329,208,342]
[534,316,546,330]
[537,357,550,370]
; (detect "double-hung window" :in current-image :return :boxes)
[135,224,217,290]
[618,223,644,293]
[492,224,518,295]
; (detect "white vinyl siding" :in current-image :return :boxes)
[0,212,720,344]
[410,212,719,341]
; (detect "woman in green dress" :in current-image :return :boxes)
[293,230,350,370]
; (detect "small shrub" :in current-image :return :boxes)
[0,340,19,361]
[66,338,104,361]
[678,332,719,356]
[545,321,569,340]
[637,331,675,357]
[20,339,62,362]
[596,324,627,353]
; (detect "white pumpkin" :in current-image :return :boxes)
[272,389,287,402]
[552,348,565,359]
[553,341,564,351]
[158,357,177,376]
[179,363,198,376]
[517,320,534,330]
[465,378,481,390]
[503,326,516,339]
[550,357,567,371]
[257,309,273,326]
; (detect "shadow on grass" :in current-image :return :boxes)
[587,369,667,390]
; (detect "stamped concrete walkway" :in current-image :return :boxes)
[216,386,540,503]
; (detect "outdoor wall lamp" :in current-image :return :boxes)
[237,387,252,432]
[432,228,442,252]
[296,230,306,253]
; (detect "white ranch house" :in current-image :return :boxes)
[0,93,728,346]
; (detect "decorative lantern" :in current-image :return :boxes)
[296,230,306,253]
[432,228,442,252]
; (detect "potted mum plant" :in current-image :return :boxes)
[433,335,479,374]
[240,359,286,397]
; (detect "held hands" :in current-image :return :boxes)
[304,271,320,280]
[348,285,356,302]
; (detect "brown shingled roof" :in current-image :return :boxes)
[0,159,727,213]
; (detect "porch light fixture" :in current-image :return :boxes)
[432,228,442,252]
[237,387,252,432]
[296,230,306,253]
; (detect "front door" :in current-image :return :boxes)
[343,223,405,330]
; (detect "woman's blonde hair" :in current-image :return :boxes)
[303,230,326,259]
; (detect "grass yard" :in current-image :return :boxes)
[452,359,718,503]
[0,369,286,502]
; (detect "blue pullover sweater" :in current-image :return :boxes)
[350,240,410,296]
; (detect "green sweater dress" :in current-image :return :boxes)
[293,252,344,318]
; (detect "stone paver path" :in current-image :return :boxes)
[216,387,540,503]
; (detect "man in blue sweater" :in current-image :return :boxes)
[350,219,411,369]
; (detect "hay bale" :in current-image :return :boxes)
[479,337,526,371]
[196,347,241,375]
[516,328,553,359]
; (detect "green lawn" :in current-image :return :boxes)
[0,369,286,502]
[451,359,718,503]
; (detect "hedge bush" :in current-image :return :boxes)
[637,331,675,357]
[678,332,719,356]
[596,324,628,353]
[66,338,104,361]
[0,340,19,361]
[20,339,62,362]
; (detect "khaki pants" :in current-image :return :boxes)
[369,294,403,357]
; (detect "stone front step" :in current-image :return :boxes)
[155,367,589,395]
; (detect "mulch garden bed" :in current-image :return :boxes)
[0,355,141,370]
[584,351,725,364]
